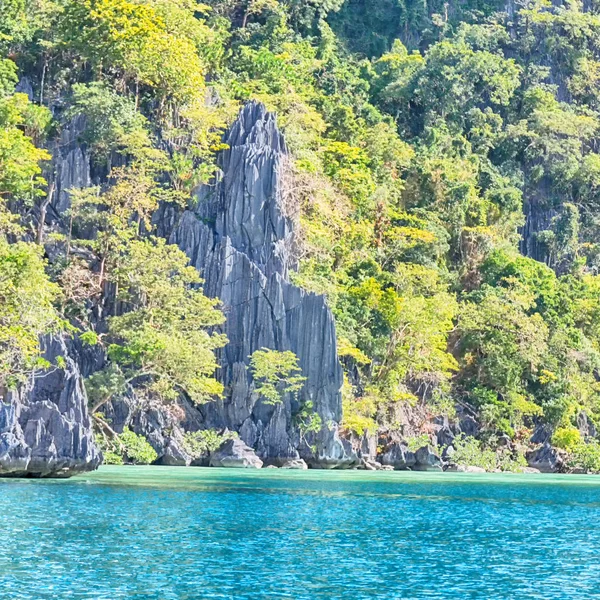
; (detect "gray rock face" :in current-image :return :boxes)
[210,437,263,469]
[0,336,101,477]
[380,442,417,470]
[458,414,479,438]
[530,422,553,445]
[49,116,91,217]
[577,411,597,440]
[436,426,455,447]
[170,102,355,468]
[527,443,564,473]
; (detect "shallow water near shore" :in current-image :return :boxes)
[1,466,600,599]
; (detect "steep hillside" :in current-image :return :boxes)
[3,0,600,474]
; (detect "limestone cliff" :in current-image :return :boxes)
[0,102,355,474]
[0,336,101,477]
[169,102,354,467]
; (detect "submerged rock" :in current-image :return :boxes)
[281,459,308,470]
[210,438,264,469]
[457,465,486,473]
[360,458,382,471]
[0,336,100,477]
[522,467,541,474]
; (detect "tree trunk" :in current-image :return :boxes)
[36,181,55,245]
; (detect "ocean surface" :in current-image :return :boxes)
[1,466,600,599]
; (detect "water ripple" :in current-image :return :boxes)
[1,467,600,599]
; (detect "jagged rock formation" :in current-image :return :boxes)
[102,391,204,466]
[50,115,92,217]
[170,102,355,468]
[527,443,565,473]
[0,336,101,477]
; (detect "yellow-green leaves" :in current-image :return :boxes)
[58,0,208,102]
[107,237,226,405]
[249,348,306,404]
[0,239,61,388]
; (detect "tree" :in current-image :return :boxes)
[0,238,61,389]
[456,283,548,434]
[56,0,208,104]
[65,82,150,164]
[0,62,51,230]
[87,238,226,417]
[249,348,306,404]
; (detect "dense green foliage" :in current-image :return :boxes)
[5,0,600,467]
[98,426,159,464]
[182,429,238,459]
[249,348,306,404]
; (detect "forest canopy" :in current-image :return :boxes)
[3,0,600,469]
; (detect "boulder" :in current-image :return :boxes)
[442,444,455,461]
[526,443,564,473]
[414,445,443,471]
[156,437,191,467]
[379,442,417,470]
[210,438,263,469]
[281,459,308,470]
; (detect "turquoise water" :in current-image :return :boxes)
[1,467,600,599]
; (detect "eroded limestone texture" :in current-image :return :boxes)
[0,336,101,477]
[170,102,355,468]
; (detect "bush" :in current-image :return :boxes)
[496,448,527,472]
[405,434,431,452]
[102,450,124,465]
[568,441,600,473]
[119,427,158,465]
[552,426,582,452]
[451,434,527,472]
[452,434,497,471]
[182,429,237,460]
